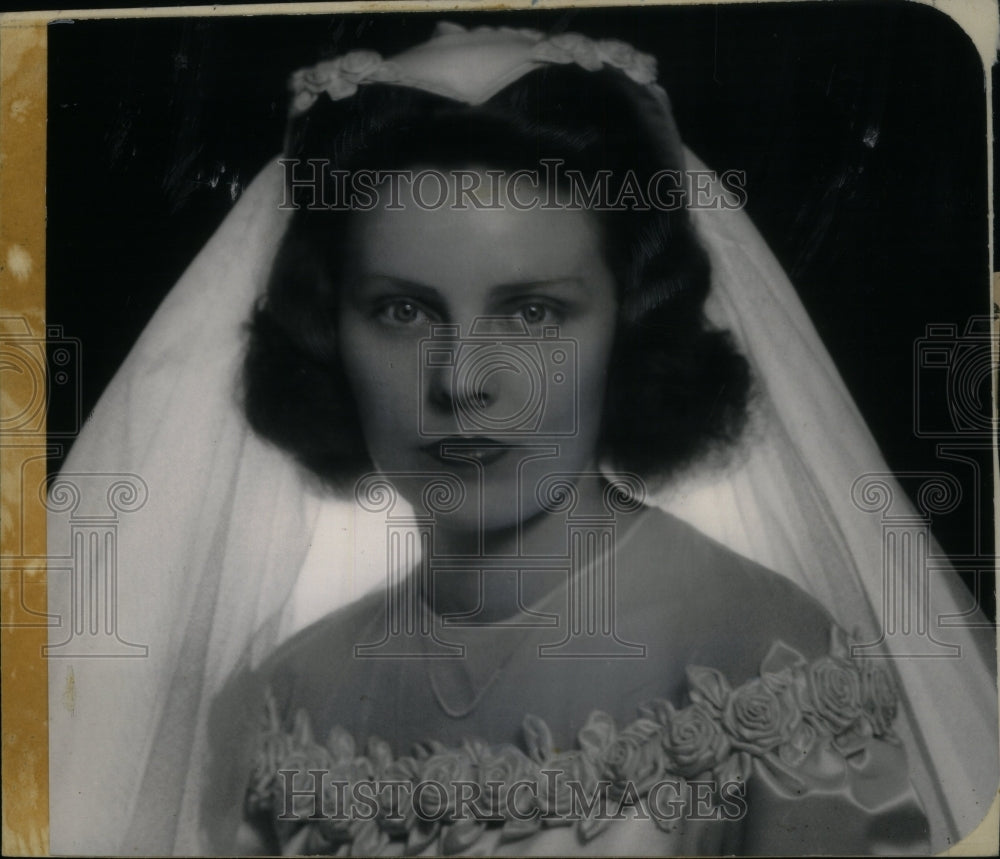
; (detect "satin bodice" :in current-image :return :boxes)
[203,507,931,855]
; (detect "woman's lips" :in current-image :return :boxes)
[420,437,513,466]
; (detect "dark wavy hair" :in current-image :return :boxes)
[243,60,752,491]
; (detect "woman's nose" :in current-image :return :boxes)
[422,319,536,434]
[427,361,495,415]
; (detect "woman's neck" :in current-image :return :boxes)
[423,472,621,624]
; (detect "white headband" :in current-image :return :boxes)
[289,20,661,113]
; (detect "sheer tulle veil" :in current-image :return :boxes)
[47,21,996,855]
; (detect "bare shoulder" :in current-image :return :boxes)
[617,505,842,681]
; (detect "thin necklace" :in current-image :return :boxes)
[426,505,649,719]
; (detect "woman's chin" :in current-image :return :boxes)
[370,459,598,549]
[424,502,546,544]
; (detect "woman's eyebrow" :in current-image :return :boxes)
[488,278,588,299]
[352,275,442,303]
[352,276,589,300]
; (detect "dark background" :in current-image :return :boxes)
[46,2,995,618]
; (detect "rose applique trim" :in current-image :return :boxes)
[245,626,900,854]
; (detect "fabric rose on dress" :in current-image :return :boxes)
[722,677,800,754]
[315,755,377,844]
[801,655,864,735]
[376,756,420,836]
[637,697,672,725]
[247,629,901,856]
[324,723,357,763]
[858,660,900,738]
[324,726,377,837]
[271,748,333,844]
[275,718,334,819]
[414,752,476,820]
[522,713,555,764]
[602,717,666,794]
[774,719,822,769]
[366,735,394,778]
[377,756,445,855]
[761,667,820,766]
[246,731,293,816]
[471,744,541,843]
[660,701,732,778]
[686,666,733,715]
[577,710,617,761]
[475,744,540,819]
[535,751,600,823]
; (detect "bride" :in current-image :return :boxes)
[48,19,996,857]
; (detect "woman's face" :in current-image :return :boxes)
[337,171,618,534]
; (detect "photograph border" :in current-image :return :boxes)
[1,0,997,855]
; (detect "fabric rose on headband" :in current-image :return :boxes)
[532,33,658,85]
[290,50,401,113]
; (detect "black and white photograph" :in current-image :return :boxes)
[9,0,998,855]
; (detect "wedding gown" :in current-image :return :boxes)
[205,505,931,855]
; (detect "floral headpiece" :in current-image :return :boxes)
[289,20,661,115]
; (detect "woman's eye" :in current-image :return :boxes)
[516,302,558,324]
[376,301,429,326]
